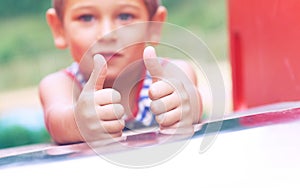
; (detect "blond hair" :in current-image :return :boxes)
[52,0,161,21]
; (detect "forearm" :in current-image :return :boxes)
[45,104,83,144]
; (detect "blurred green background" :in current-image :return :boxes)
[0,0,228,148]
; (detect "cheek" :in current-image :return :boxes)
[67,30,98,62]
[69,42,86,62]
[68,36,96,81]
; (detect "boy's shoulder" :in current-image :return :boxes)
[162,58,194,72]
[39,70,74,90]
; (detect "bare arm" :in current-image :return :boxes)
[39,71,83,144]
[39,55,125,144]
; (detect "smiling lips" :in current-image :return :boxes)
[98,52,122,61]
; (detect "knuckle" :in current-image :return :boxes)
[181,104,191,115]
[113,104,125,118]
[107,120,125,133]
[149,84,158,100]
[155,113,165,125]
[150,100,164,115]
[108,89,122,102]
[98,104,124,120]
[180,91,190,103]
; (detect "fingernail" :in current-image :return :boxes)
[94,54,106,64]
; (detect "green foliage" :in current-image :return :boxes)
[165,0,228,60]
[162,0,182,8]
[0,15,71,90]
[0,16,52,63]
[0,125,51,149]
[0,0,50,18]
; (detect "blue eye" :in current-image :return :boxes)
[118,13,133,21]
[78,15,94,22]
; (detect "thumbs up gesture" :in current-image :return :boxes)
[144,46,202,135]
[75,54,125,141]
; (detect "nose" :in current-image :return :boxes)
[97,18,117,42]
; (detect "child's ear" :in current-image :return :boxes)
[46,8,68,49]
[148,6,168,45]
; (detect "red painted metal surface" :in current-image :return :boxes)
[228,0,300,111]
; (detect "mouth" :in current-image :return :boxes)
[96,52,122,61]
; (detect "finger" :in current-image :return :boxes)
[85,54,107,91]
[97,104,125,121]
[94,89,121,105]
[150,92,180,115]
[159,115,194,135]
[157,103,192,127]
[156,108,181,127]
[100,119,125,134]
[149,80,174,100]
[143,46,164,83]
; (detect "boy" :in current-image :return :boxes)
[40,0,203,144]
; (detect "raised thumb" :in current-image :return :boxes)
[85,54,107,91]
[143,46,164,83]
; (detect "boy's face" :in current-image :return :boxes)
[51,0,165,82]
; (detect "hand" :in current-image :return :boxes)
[143,46,195,135]
[75,54,125,142]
